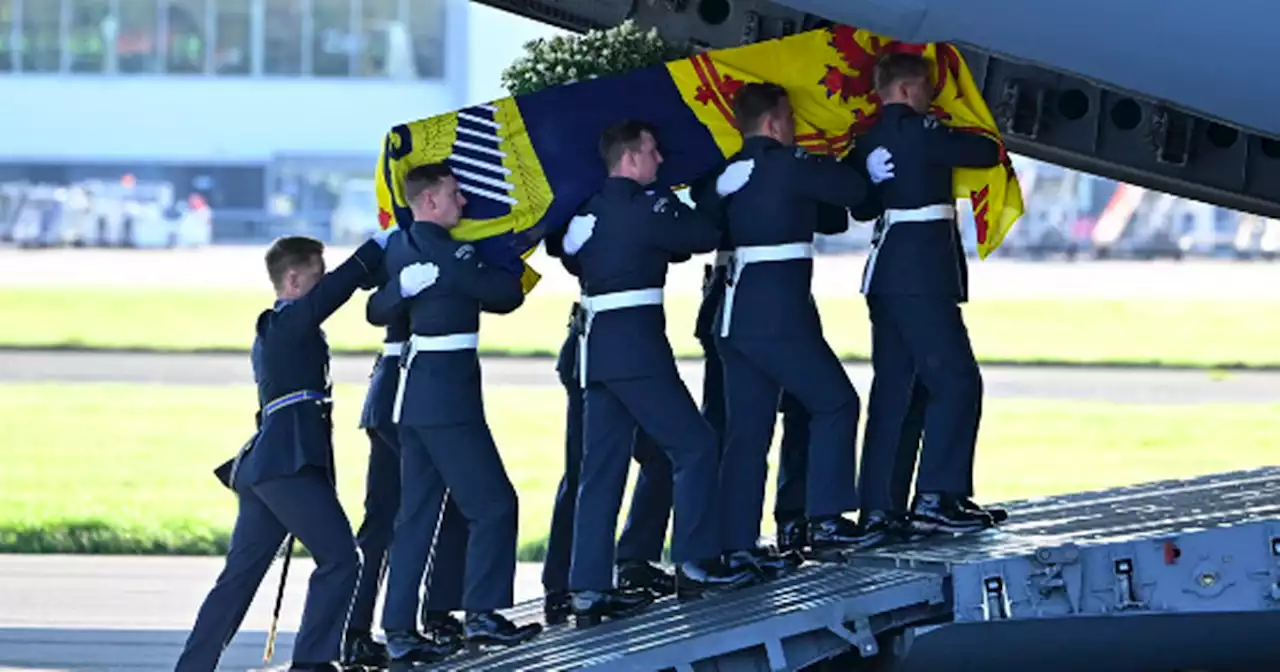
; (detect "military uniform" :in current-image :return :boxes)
[374,222,540,663]
[540,229,676,625]
[711,136,886,557]
[342,235,468,666]
[563,177,756,625]
[691,178,851,560]
[178,239,383,672]
[850,102,1006,535]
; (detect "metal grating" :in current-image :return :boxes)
[859,467,1280,567]
[438,566,946,671]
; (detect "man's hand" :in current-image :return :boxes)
[371,227,396,248]
[716,159,754,196]
[866,146,895,184]
[562,213,596,255]
[399,262,439,298]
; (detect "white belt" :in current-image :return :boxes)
[719,242,814,338]
[577,288,664,387]
[391,332,480,423]
[861,204,957,295]
[382,341,405,357]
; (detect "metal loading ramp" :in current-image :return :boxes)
[847,466,1280,671]
[438,565,948,671]
[431,467,1280,671]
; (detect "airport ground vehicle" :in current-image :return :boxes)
[6,179,212,249]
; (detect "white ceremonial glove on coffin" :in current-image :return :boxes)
[563,213,596,255]
[716,159,755,196]
[399,262,440,298]
[867,146,896,184]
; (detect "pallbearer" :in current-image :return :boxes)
[563,119,758,628]
[179,231,389,672]
[374,164,541,667]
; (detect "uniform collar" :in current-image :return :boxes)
[411,220,452,240]
[272,298,294,311]
[603,176,646,195]
[742,135,783,153]
[881,102,915,116]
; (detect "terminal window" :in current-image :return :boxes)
[0,0,446,78]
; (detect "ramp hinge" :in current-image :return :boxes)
[740,11,760,44]
[828,616,879,658]
[997,79,1046,139]
[1113,558,1148,611]
[982,576,1011,620]
[1149,105,1194,166]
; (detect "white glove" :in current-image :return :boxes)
[866,146,895,184]
[371,227,396,248]
[562,213,596,255]
[716,159,754,196]
[398,262,439,298]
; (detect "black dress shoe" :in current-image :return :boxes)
[775,517,809,554]
[463,610,542,649]
[859,509,925,543]
[959,497,1009,523]
[725,547,803,580]
[289,663,342,672]
[674,557,759,601]
[543,590,571,625]
[569,588,655,627]
[422,610,464,647]
[384,630,459,666]
[807,515,891,553]
[909,493,995,535]
[616,559,676,596]
[341,629,388,667]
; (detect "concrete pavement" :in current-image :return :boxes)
[0,555,546,671]
[1,350,1277,404]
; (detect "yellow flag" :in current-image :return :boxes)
[666,25,1023,258]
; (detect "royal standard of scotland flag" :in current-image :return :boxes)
[375,24,1024,293]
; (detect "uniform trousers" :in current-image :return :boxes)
[176,466,360,670]
[717,334,860,551]
[569,374,720,591]
[700,333,813,524]
[859,294,982,508]
[542,370,672,594]
[380,422,516,631]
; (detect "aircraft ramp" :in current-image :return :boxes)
[438,467,1280,671]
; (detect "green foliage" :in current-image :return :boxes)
[501,20,691,96]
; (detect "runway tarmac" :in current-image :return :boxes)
[2,350,1277,404]
[5,245,1280,300]
[0,555,546,671]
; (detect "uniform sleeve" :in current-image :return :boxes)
[784,149,873,210]
[815,202,851,235]
[641,189,720,256]
[271,239,382,338]
[365,275,407,327]
[445,245,526,315]
[840,142,886,223]
[543,222,583,277]
[917,115,1002,168]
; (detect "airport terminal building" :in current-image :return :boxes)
[0,0,471,237]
